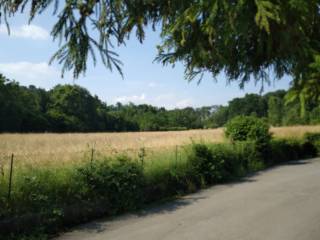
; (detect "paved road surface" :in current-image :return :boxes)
[56,158,320,240]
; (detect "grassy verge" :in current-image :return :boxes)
[0,134,319,239]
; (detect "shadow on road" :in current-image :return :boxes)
[248,158,312,176]
[72,176,259,235]
[281,159,312,165]
[61,158,317,236]
[73,194,208,234]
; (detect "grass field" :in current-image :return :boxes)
[0,126,320,167]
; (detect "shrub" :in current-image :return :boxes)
[269,138,318,165]
[303,132,320,154]
[225,116,271,145]
[300,140,318,158]
[187,143,249,184]
[233,141,265,172]
[187,144,225,185]
[76,156,145,213]
[144,164,198,202]
[5,166,77,219]
[269,139,300,164]
[210,144,247,179]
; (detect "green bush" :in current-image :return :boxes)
[300,140,318,158]
[210,144,249,179]
[269,138,318,165]
[2,166,78,220]
[187,143,249,184]
[188,144,225,185]
[269,139,300,164]
[0,156,145,226]
[144,165,197,202]
[303,132,320,154]
[233,141,265,172]
[76,156,145,213]
[225,116,271,145]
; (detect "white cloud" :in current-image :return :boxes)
[176,98,193,108]
[151,94,194,109]
[0,24,49,40]
[114,93,146,104]
[0,61,62,88]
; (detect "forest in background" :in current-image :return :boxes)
[1,73,320,133]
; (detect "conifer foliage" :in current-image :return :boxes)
[0,1,320,95]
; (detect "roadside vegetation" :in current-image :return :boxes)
[1,116,320,239]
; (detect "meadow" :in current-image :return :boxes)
[1,123,320,237]
[1,126,320,168]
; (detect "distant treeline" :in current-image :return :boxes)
[0,74,319,133]
[209,90,320,128]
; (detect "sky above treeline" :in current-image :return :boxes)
[0,7,290,109]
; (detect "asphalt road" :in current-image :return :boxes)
[56,158,320,240]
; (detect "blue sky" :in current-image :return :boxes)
[0,9,291,109]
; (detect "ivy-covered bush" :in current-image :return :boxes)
[225,116,271,144]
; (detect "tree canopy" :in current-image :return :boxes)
[1,1,320,95]
[1,74,319,133]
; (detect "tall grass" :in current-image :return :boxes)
[1,126,320,167]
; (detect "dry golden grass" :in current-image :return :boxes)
[0,125,319,167]
[270,125,320,138]
[0,129,224,167]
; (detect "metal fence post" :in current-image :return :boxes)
[90,148,95,167]
[7,153,14,201]
[175,145,178,168]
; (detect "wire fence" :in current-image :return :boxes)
[0,144,186,204]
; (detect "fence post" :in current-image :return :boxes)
[0,159,4,178]
[139,147,145,166]
[7,153,14,201]
[175,145,178,168]
[90,148,95,167]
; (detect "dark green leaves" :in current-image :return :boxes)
[0,0,320,100]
